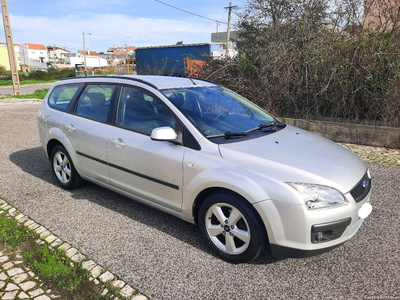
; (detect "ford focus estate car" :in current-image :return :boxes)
[37,75,372,263]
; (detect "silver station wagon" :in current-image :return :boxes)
[37,75,372,263]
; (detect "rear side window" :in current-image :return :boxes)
[48,84,80,111]
[76,84,116,123]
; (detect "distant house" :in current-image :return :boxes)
[0,44,20,71]
[19,43,49,70]
[48,47,70,64]
[363,0,399,30]
[111,51,127,60]
[78,50,99,56]
[65,51,108,68]
[104,46,135,65]
[107,46,135,53]
[0,42,20,67]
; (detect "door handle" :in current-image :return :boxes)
[65,124,76,132]
[111,138,126,148]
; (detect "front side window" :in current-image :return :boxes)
[117,86,176,135]
[76,84,115,122]
[161,86,279,141]
[48,84,80,111]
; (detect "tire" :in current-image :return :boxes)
[50,145,84,190]
[198,192,267,263]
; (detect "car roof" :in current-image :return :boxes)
[59,75,218,90]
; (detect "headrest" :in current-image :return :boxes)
[88,92,106,106]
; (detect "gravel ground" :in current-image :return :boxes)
[0,104,399,299]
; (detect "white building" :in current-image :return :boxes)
[20,43,49,70]
[65,51,108,68]
[0,42,20,64]
[48,47,70,64]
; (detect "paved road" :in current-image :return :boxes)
[0,83,54,96]
[0,104,399,299]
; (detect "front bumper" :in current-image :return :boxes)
[253,188,372,258]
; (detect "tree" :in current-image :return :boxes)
[176,41,183,45]
[200,0,400,127]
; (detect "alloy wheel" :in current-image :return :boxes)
[205,203,251,255]
[53,151,72,184]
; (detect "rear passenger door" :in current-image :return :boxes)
[107,85,184,211]
[62,84,118,184]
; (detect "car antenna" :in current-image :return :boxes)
[188,77,197,86]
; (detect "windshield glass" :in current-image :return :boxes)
[161,86,278,139]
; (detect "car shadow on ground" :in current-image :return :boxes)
[9,146,279,265]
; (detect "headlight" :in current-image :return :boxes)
[287,183,348,210]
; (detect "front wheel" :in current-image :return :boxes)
[198,192,267,263]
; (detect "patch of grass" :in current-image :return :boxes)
[1,88,49,99]
[0,211,33,246]
[0,210,109,299]
[0,79,57,86]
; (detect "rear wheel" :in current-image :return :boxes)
[50,145,84,189]
[198,192,267,263]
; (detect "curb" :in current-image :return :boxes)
[0,199,147,300]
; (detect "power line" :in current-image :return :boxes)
[154,0,227,24]
[87,21,214,39]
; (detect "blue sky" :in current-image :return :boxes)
[3,0,245,52]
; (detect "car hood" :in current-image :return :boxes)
[218,125,366,194]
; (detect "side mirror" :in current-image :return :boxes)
[150,126,178,142]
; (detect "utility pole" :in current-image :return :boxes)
[1,0,20,95]
[53,44,56,69]
[82,32,87,76]
[224,2,237,59]
[216,21,219,42]
[125,44,129,75]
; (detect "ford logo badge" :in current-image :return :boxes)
[362,179,368,189]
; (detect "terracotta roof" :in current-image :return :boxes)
[48,47,70,52]
[111,51,128,55]
[79,50,98,56]
[0,42,19,46]
[24,43,47,50]
[126,46,135,50]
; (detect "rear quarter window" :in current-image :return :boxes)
[48,84,80,111]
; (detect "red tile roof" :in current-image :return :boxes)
[48,47,70,52]
[0,42,19,46]
[79,50,98,56]
[111,51,128,55]
[24,43,47,50]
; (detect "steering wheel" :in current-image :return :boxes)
[213,111,229,123]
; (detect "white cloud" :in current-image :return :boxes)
[3,13,217,51]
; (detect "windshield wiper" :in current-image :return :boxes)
[206,131,248,139]
[245,122,285,134]
[206,122,285,139]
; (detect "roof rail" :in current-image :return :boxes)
[59,76,158,90]
[194,78,220,86]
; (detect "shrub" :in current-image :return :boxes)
[0,68,75,82]
[199,0,400,127]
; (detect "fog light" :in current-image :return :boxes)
[311,218,352,244]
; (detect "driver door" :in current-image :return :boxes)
[107,85,184,211]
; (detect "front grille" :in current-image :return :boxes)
[350,172,371,202]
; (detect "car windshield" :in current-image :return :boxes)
[161,86,279,140]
